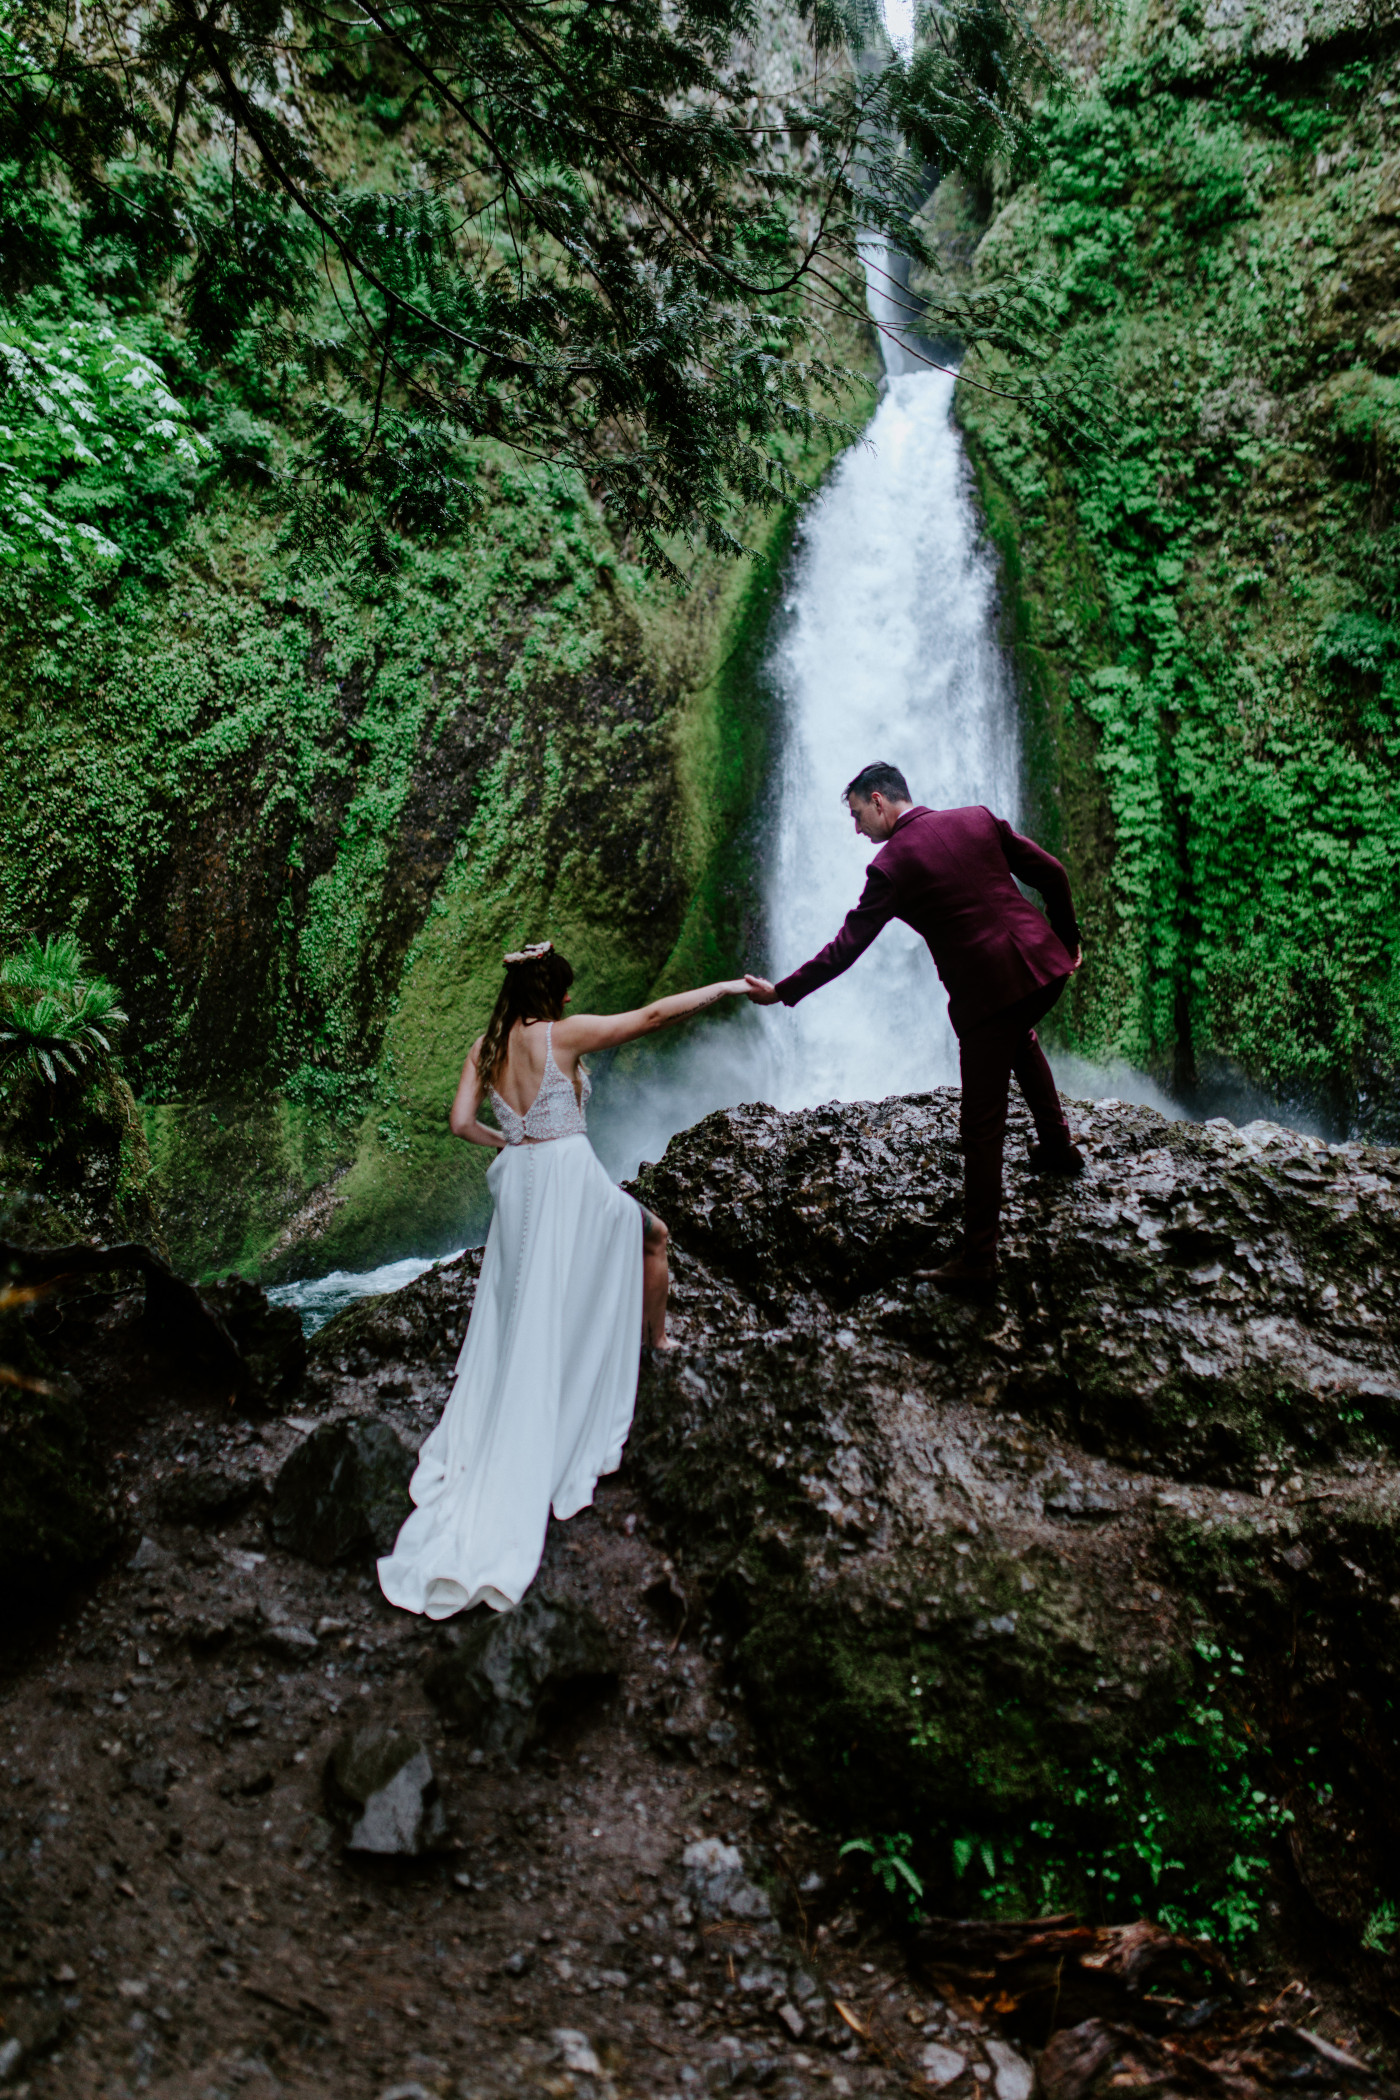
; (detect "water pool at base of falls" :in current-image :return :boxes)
[267,1251,462,1336]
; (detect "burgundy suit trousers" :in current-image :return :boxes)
[957,975,1072,1261]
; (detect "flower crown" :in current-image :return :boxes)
[503,940,553,966]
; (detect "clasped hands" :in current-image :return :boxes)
[744,950,1080,1007]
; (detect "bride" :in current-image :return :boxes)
[377,941,751,1619]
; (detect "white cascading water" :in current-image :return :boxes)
[762,371,1019,1108]
[587,241,1060,1173]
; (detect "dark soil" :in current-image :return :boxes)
[0,1280,1000,2100]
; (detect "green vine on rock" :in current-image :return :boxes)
[957,51,1400,1122]
[845,1640,1289,1949]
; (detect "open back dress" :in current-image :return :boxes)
[376,1025,643,1617]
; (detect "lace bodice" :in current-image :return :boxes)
[490,1023,590,1145]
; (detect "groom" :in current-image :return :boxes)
[746,762,1085,1287]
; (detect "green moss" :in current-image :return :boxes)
[144,1095,354,1278]
[1,1064,164,1251]
[958,52,1400,1122]
[646,503,805,993]
[0,406,874,1279]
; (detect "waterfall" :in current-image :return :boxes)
[762,365,1019,1108]
[586,337,1078,1179]
[273,278,1302,1325]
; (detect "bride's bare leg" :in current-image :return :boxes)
[642,1209,673,1349]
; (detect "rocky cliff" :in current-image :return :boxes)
[1,460,807,1283]
[0,0,874,1289]
[3,1090,1399,2093]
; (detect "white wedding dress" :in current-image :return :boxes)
[377,1026,644,1617]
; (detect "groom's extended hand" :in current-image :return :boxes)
[745,975,779,1005]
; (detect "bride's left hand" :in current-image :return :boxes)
[744,975,778,1005]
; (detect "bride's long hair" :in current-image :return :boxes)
[478,944,575,1089]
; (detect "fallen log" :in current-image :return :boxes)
[914,1916,1238,2039]
[1038,2009,1393,2100]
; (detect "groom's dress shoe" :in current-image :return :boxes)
[918,1254,997,1294]
[1028,1141,1085,1176]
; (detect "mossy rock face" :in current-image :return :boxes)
[5,442,835,1285]
[1,1070,164,1254]
[950,51,1400,1118]
[627,1090,1400,1930]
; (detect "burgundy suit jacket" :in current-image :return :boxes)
[775,805,1080,1034]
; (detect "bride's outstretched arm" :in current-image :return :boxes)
[554,979,750,1054]
[448,1040,507,1148]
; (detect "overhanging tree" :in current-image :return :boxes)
[2,0,1075,571]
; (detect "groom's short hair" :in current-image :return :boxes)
[845,761,911,805]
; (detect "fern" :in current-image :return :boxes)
[0,936,127,1090]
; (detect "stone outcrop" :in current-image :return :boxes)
[424,1591,619,1761]
[306,1250,481,1398]
[625,1089,1400,1933]
[324,1724,448,1855]
[1125,0,1400,76]
[268,1415,415,1564]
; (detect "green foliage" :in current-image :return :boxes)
[1068,1642,1288,1948]
[840,1832,925,1912]
[0,319,211,585]
[851,1642,1286,1947]
[1361,1898,1399,1954]
[959,53,1400,1110]
[2,0,1065,572]
[0,453,623,1097]
[0,0,889,1275]
[0,934,127,1090]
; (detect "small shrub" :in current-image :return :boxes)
[840,1832,925,1913]
[0,934,127,1091]
[1312,611,1397,684]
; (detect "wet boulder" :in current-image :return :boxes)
[156,1459,260,1525]
[627,1091,1400,1932]
[268,1416,415,1564]
[424,1592,618,1761]
[199,1273,306,1405]
[325,1726,446,1855]
[306,1251,481,1394]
